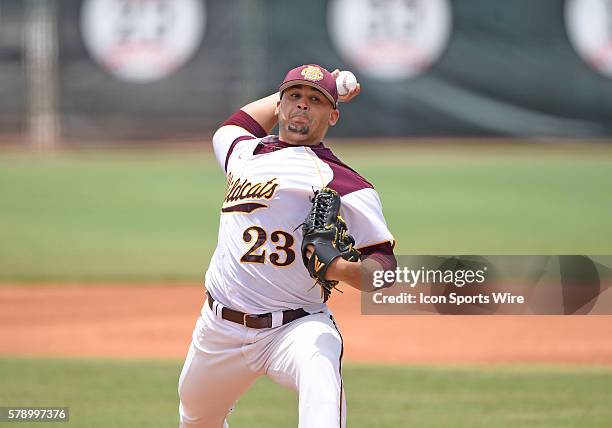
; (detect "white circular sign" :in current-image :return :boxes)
[566,0,612,77]
[328,0,452,80]
[81,0,205,83]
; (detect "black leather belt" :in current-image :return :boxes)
[207,293,309,329]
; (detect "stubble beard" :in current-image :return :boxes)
[287,123,310,135]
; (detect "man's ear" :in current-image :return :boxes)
[329,108,340,126]
[274,100,281,116]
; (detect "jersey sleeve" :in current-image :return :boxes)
[340,188,396,275]
[340,188,395,250]
[212,110,267,171]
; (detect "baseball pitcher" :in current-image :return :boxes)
[178,64,396,428]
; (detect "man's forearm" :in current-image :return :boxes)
[327,257,383,292]
[240,92,280,134]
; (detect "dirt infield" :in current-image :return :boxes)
[1,284,611,364]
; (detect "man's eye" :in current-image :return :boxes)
[290,93,299,98]
[310,97,320,102]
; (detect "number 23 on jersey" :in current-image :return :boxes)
[240,226,296,267]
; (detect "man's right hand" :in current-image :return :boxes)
[331,69,361,103]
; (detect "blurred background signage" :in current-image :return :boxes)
[328,0,452,80]
[1,0,611,145]
[565,0,612,78]
[80,0,206,82]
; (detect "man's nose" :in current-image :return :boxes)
[297,102,309,110]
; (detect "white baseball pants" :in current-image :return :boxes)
[178,299,346,428]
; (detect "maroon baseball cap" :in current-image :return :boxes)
[279,64,338,108]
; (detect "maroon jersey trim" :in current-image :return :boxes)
[221,110,267,138]
[252,135,294,155]
[225,135,255,172]
[221,110,268,172]
[251,136,374,197]
[310,146,373,196]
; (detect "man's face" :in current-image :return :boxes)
[276,85,339,145]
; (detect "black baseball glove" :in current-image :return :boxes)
[299,187,360,299]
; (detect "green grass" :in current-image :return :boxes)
[1,357,611,427]
[1,144,611,282]
[0,149,224,282]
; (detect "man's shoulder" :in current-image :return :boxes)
[310,145,374,196]
[219,110,267,139]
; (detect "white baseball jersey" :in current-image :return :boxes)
[205,111,394,314]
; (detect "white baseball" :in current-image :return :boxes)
[336,70,358,96]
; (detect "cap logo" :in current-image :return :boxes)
[300,66,324,82]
